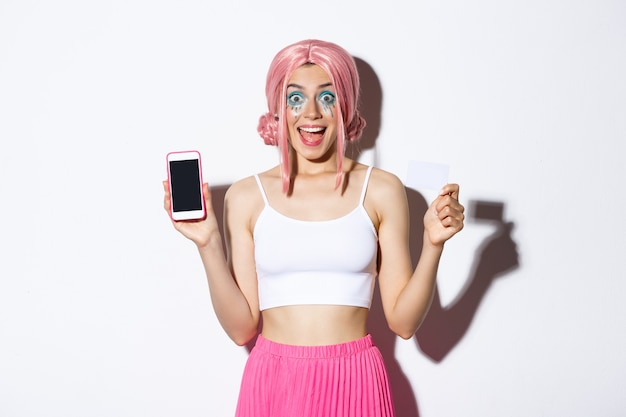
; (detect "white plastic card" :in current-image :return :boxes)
[405,160,450,191]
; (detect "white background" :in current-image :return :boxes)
[1,1,625,416]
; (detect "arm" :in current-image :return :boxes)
[163,179,260,346]
[373,172,464,339]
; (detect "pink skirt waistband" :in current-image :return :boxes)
[254,333,374,358]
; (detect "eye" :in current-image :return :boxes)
[287,92,305,107]
[319,91,336,105]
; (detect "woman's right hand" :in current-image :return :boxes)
[162,181,221,248]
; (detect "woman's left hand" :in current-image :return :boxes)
[424,183,465,247]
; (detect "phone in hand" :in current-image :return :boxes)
[166,150,206,221]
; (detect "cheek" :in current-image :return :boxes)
[284,110,299,140]
[285,106,300,124]
[321,102,335,118]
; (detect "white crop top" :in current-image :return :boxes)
[253,166,378,311]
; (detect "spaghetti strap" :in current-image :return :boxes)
[359,166,374,205]
[253,175,269,206]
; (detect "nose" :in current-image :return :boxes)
[302,98,322,119]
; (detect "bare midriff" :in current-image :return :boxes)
[261,305,370,346]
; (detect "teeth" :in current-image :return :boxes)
[299,127,325,133]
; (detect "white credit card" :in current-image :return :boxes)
[405,160,450,191]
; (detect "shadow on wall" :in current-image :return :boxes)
[353,56,520,416]
[347,57,382,164]
[205,58,520,417]
[367,191,520,417]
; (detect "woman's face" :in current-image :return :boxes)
[285,64,338,163]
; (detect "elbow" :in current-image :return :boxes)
[388,316,424,340]
[394,328,417,340]
[397,331,415,340]
[229,325,259,347]
[230,328,257,346]
[233,337,252,347]
[224,314,260,347]
[231,332,256,347]
[388,322,418,341]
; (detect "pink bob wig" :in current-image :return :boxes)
[257,39,366,192]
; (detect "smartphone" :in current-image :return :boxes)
[166,150,206,221]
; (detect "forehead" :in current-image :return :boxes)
[287,64,332,88]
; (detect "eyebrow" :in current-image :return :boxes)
[287,82,333,89]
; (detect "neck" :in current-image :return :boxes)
[291,151,340,177]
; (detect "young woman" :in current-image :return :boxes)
[164,39,465,417]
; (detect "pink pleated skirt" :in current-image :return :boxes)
[235,334,395,417]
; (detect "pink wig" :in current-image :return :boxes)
[257,39,366,192]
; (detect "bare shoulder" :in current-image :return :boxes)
[363,167,408,227]
[368,167,407,202]
[225,175,258,202]
[224,175,264,228]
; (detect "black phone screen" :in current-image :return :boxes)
[169,159,202,212]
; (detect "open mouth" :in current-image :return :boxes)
[298,126,326,146]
